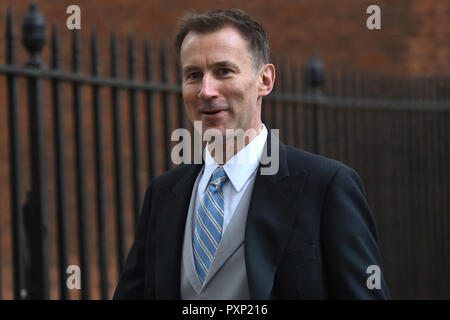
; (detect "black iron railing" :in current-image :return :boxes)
[1,2,449,299]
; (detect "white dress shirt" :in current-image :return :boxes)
[193,124,268,235]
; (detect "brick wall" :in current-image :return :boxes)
[0,0,448,76]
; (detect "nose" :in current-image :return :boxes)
[198,74,219,100]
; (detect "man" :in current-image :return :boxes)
[114,9,390,299]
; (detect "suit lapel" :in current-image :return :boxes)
[154,164,203,299]
[245,131,308,299]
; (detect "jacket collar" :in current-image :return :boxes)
[245,129,308,299]
[154,164,203,299]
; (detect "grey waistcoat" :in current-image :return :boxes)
[180,170,257,299]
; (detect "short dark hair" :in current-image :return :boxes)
[174,9,270,70]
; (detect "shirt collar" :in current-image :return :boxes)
[201,124,268,193]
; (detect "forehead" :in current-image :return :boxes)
[180,27,253,66]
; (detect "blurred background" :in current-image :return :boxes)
[0,0,449,299]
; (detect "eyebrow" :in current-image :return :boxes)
[182,60,240,75]
[214,60,240,71]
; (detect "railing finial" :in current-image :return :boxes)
[303,53,326,92]
[21,0,47,68]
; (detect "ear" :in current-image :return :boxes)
[258,63,276,97]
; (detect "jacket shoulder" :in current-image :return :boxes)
[284,145,353,178]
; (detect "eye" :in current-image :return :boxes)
[217,68,233,76]
[186,71,201,81]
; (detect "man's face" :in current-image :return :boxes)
[180,27,267,137]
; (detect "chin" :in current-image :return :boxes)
[202,126,227,138]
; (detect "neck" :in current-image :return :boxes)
[207,125,263,165]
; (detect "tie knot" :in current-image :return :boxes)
[210,166,227,187]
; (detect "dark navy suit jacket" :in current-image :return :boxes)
[114,130,390,299]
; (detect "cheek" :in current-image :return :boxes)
[182,88,197,108]
[224,83,247,104]
[242,77,259,97]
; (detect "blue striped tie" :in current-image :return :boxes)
[193,166,228,284]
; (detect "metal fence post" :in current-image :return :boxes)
[6,5,27,300]
[303,54,326,154]
[51,23,69,300]
[21,1,50,299]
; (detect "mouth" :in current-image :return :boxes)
[200,109,228,118]
[201,108,227,114]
